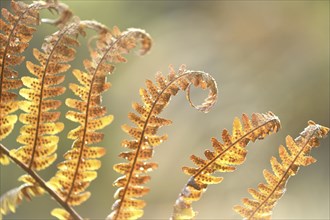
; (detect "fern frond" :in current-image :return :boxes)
[9,21,82,171]
[0,0,40,141]
[48,26,152,219]
[0,175,44,218]
[0,21,82,219]
[108,65,218,220]
[0,0,72,143]
[233,120,329,220]
[171,112,281,219]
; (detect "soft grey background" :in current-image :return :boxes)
[1,0,329,219]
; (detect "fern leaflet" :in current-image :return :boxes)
[108,65,218,220]
[233,120,329,220]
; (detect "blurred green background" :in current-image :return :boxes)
[1,0,329,219]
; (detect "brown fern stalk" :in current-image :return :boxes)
[0,143,83,220]
[233,121,329,220]
[48,26,152,219]
[171,112,281,219]
[108,65,218,220]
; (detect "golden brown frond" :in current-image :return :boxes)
[233,121,329,220]
[108,65,218,220]
[0,21,82,219]
[9,21,82,171]
[0,175,44,218]
[0,0,72,142]
[48,26,152,219]
[0,0,39,141]
[172,112,281,219]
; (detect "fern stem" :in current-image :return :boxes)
[0,143,83,220]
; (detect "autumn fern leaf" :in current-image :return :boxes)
[9,21,82,171]
[0,175,44,219]
[48,26,152,219]
[0,0,40,142]
[0,21,82,220]
[108,65,218,220]
[171,112,281,220]
[233,120,329,220]
[0,0,71,143]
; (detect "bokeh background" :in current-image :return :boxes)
[1,0,329,219]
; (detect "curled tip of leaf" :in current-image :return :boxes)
[184,70,218,113]
[125,28,152,56]
[41,1,73,27]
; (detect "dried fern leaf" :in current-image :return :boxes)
[48,26,152,219]
[0,174,44,218]
[233,121,329,220]
[171,112,281,220]
[0,0,40,141]
[0,0,73,142]
[0,21,82,220]
[108,65,218,220]
[9,21,82,171]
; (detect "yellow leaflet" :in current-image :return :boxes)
[0,115,17,127]
[69,83,90,101]
[19,88,40,101]
[43,87,66,99]
[21,76,40,90]
[66,111,85,124]
[32,48,48,65]
[32,153,57,170]
[26,61,43,78]
[51,208,72,220]
[63,146,105,160]
[72,69,91,87]
[107,209,143,220]
[87,115,113,131]
[65,98,87,112]
[66,191,91,206]
[0,101,19,115]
